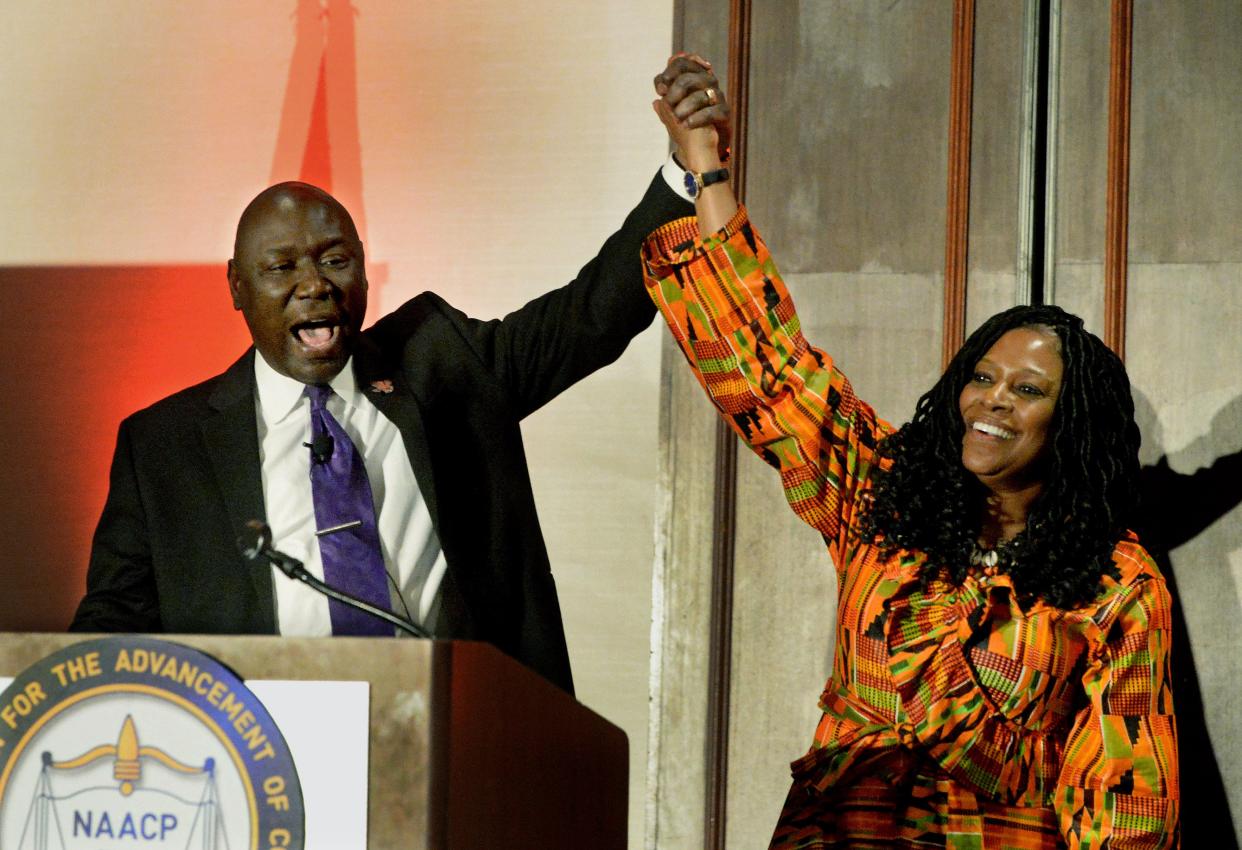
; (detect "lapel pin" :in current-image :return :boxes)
[368,379,394,394]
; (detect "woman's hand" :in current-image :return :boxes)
[652,53,738,233]
[653,53,731,172]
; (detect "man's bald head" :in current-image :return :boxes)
[233,182,360,261]
[227,182,368,384]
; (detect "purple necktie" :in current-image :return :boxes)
[305,384,392,636]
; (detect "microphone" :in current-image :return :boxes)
[237,520,430,639]
[303,432,334,464]
[238,521,301,575]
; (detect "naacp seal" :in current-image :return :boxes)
[0,637,304,850]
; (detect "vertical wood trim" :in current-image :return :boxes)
[942,0,977,368]
[725,3,751,202]
[1104,0,1133,359]
[703,4,750,849]
[704,385,737,850]
[1015,0,1042,305]
[1042,0,1064,305]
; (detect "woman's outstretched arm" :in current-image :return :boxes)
[643,57,894,551]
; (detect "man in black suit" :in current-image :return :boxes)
[69,170,693,694]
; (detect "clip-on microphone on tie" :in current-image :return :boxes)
[303,433,334,465]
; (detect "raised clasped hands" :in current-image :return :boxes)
[653,53,731,173]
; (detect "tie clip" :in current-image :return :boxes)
[315,519,363,537]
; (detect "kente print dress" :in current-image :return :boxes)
[641,206,1179,849]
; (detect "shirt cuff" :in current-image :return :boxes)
[661,152,695,203]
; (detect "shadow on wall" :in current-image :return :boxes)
[0,265,253,632]
[1133,388,1242,849]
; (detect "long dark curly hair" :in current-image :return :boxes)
[856,304,1140,609]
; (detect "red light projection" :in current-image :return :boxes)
[271,0,368,242]
[0,1,371,631]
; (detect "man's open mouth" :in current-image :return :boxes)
[292,319,341,351]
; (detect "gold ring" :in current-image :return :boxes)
[705,87,716,106]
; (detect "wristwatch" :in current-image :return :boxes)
[684,167,730,200]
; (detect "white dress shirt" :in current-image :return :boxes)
[253,353,446,636]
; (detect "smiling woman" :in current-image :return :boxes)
[858,304,1142,611]
[958,326,1063,544]
[646,55,1177,849]
[959,327,1061,486]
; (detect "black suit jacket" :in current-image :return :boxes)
[70,172,692,694]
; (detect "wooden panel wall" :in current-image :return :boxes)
[653,1,1242,847]
[647,9,732,850]
[731,5,952,847]
[655,2,953,848]
[1123,1,1242,844]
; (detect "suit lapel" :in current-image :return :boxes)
[201,349,275,629]
[354,337,480,639]
[352,338,441,530]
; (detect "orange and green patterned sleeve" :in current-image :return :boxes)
[1056,572,1180,848]
[641,205,893,549]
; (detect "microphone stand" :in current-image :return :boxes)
[241,525,430,639]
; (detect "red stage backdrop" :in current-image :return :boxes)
[0,0,372,629]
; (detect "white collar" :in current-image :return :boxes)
[253,351,361,427]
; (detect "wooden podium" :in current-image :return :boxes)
[0,634,628,850]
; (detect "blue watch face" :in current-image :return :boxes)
[683,171,699,198]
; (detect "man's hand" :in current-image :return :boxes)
[653,53,731,169]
